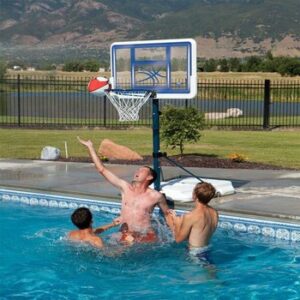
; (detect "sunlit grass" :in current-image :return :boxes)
[0,128,299,169]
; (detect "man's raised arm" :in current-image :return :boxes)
[77,137,127,190]
[157,193,170,217]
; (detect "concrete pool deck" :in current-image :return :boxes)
[0,159,300,224]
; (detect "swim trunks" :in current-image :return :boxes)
[189,246,213,265]
[135,231,157,243]
[120,230,157,244]
[119,222,157,244]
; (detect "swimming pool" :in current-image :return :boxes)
[1,189,300,299]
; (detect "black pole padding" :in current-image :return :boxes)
[152,151,165,158]
[152,96,161,191]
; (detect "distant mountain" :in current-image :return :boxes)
[0,0,299,63]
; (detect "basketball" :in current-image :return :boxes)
[88,76,110,96]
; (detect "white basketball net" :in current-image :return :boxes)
[105,90,152,121]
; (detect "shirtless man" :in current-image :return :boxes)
[166,182,218,258]
[77,137,169,243]
[68,207,119,248]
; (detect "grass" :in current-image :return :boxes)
[0,128,299,169]
[199,130,300,169]
[7,70,300,81]
[199,72,300,81]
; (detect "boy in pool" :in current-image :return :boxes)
[119,223,135,245]
[68,207,120,248]
[166,182,218,259]
[118,222,157,245]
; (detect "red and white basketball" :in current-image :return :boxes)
[87,76,110,96]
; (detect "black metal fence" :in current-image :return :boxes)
[0,74,299,128]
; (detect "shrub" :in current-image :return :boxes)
[228,153,248,163]
[100,155,109,162]
[161,106,205,156]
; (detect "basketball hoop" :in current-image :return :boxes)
[105,90,153,121]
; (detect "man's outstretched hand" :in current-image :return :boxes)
[77,136,93,148]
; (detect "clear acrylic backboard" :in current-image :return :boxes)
[110,39,197,99]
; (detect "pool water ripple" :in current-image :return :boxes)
[1,201,300,299]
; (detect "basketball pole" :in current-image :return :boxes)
[151,94,203,192]
[152,94,161,191]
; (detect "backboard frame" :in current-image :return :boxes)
[110,38,197,99]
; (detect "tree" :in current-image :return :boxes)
[242,56,263,72]
[203,59,217,72]
[260,51,277,72]
[38,63,57,71]
[0,60,7,79]
[7,60,27,70]
[219,59,229,72]
[228,57,242,72]
[265,50,273,61]
[63,61,84,72]
[161,106,205,156]
[197,57,205,72]
[278,58,300,76]
[261,59,277,72]
[84,60,100,72]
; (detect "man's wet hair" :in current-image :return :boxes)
[193,182,216,204]
[144,166,157,185]
[71,207,92,229]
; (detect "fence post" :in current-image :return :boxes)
[103,95,107,127]
[17,74,21,127]
[263,79,271,129]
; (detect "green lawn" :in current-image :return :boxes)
[0,128,299,169]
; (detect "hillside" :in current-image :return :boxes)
[0,0,299,62]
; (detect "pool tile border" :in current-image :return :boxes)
[1,188,299,242]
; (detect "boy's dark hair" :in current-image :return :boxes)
[144,166,157,185]
[71,207,92,229]
[193,182,216,204]
[120,222,129,233]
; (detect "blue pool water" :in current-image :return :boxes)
[1,201,299,299]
